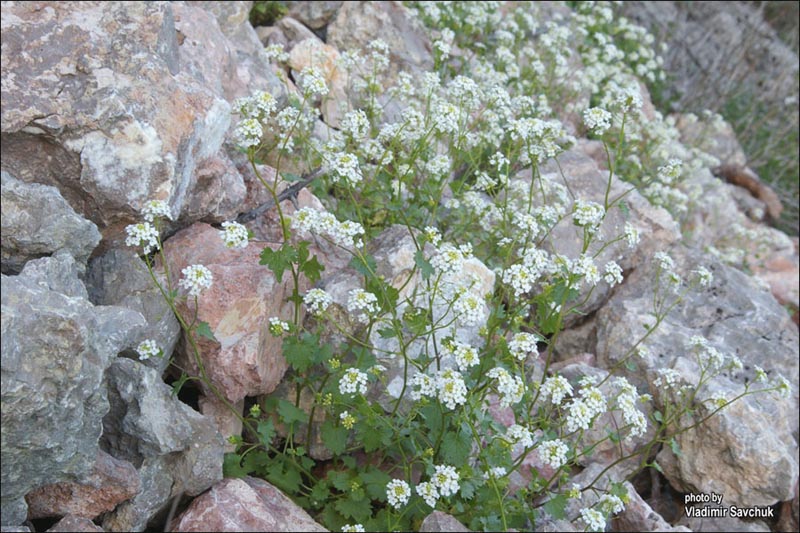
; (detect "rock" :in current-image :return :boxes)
[171,477,327,532]
[25,450,139,520]
[613,482,690,532]
[595,244,799,506]
[327,1,433,84]
[676,113,747,168]
[1,171,101,275]
[45,515,105,532]
[285,1,342,30]
[101,357,224,497]
[1,256,145,526]
[86,248,181,375]
[278,17,319,46]
[420,511,470,532]
[160,222,299,404]
[100,456,174,532]
[199,396,244,454]
[0,2,237,239]
[188,1,252,38]
[713,164,783,221]
[287,37,348,127]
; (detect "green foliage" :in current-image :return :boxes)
[249,1,287,27]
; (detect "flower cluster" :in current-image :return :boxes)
[292,207,365,249]
[508,332,540,361]
[179,264,213,297]
[386,479,411,509]
[487,367,525,407]
[339,368,369,397]
[538,438,570,469]
[346,289,379,324]
[125,222,160,254]
[136,339,161,361]
[540,374,574,405]
[220,221,249,249]
[303,288,333,316]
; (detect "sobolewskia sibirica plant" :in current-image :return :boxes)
[126,3,795,532]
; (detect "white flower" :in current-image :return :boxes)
[505,424,533,449]
[411,372,437,400]
[432,465,460,497]
[299,66,328,97]
[347,289,378,323]
[754,365,768,383]
[125,222,160,254]
[431,243,473,275]
[603,261,623,286]
[579,508,606,532]
[339,411,356,429]
[488,367,525,407]
[416,481,439,508]
[179,264,213,297]
[386,479,411,509]
[483,466,507,480]
[598,493,625,515]
[341,525,364,533]
[540,375,573,405]
[693,266,713,287]
[624,222,640,249]
[583,107,612,134]
[339,368,368,397]
[436,369,468,410]
[304,288,332,316]
[326,151,363,186]
[508,332,540,361]
[142,200,172,222]
[445,340,480,371]
[424,226,442,246]
[136,339,161,360]
[233,118,263,149]
[573,200,605,233]
[220,221,249,249]
[538,439,569,469]
[340,109,370,141]
[268,317,290,336]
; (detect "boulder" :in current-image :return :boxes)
[171,477,327,532]
[1,255,145,526]
[420,511,470,532]
[45,515,105,532]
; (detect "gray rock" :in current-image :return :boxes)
[420,511,471,532]
[286,1,342,29]
[614,481,691,532]
[102,358,224,490]
[1,171,101,275]
[86,248,180,374]
[595,244,799,506]
[46,515,105,532]
[1,258,145,526]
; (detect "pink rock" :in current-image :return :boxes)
[171,477,327,532]
[25,450,139,520]
[161,222,300,404]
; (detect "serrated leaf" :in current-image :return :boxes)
[222,453,249,478]
[360,468,392,501]
[301,254,325,284]
[321,419,348,455]
[265,459,302,494]
[334,496,372,523]
[260,243,297,282]
[328,470,353,492]
[441,430,471,465]
[277,399,308,425]
[377,327,397,339]
[256,419,275,447]
[543,494,568,519]
[195,321,216,341]
[414,249,434,280]
[309,481,330,509]
[283,334,315,373]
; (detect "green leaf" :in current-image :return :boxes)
[349,254,377,278]
[360,468,392,501]
[651,460,664,474]
[321,419,348,455]
[309,481,330,509]
[669,437,682,457]
[222,452,249,478]
[652,410,663,423]
[170,373,190,397]
[328,470,353,492]
[301,254,325,284]
[359,422,392,453]
[283,334,315,373]
[441,430,471,465]
[265,458,302,494]
[282,172,302,182]
[256,420,275,447]
[624,359,638,371]
[195,321,216,341]
[414,249,434,280]
[420,404,443,439]
[543,494,568,519]
[377,327,397,339]
[277,399,308,425]
[334,496,372,523]
[260,243,297,282]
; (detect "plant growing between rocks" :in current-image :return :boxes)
[119,2,794,531]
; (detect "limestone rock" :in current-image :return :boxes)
[286,1,342,30]
[25,450,139,520]
[45,516,105,532]
[100,457,173,532]
[171,477,327,532]
[1,171,101,275]
[613,482,691,532]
